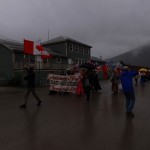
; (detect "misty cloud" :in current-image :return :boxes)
[0,0,150,58]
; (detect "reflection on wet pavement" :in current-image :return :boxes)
[0,81,150,150]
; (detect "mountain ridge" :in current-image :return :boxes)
[106,43,150,68]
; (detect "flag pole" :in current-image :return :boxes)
[23,39,26,72]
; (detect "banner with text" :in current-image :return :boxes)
[47,74,80,93]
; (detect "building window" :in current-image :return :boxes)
[75,45,79,53]
[81,59,84,64]
[71,58,75,65]
[86,48,89,54]
[75,58,79,64]
[69,44,73,52]
[24,55,29,63]
[56,58,61,63]
[43,58,48,64]
[68,58,73,65]
[79,59,82,65]
[81,48,84,54]
[29,55,35,64]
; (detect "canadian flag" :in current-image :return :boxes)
[24,39,53,59]
[41,51,53,59]
[36,44,44,51]
[114,62,123,74]
[96,66,102,72]
[24,39,34,54]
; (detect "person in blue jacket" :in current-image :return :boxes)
[120,66,138,118]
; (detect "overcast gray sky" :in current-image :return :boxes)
[0,0,150,59]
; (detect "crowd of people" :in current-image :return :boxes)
[110,65,150,118]
[20,63,150,119]
[79,69,102,101]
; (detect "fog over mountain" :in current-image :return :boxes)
[106,43,150,67]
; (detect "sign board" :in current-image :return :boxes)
[47,74,80,93]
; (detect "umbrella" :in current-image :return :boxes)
[79,63,96,70]
[139,68,148,72]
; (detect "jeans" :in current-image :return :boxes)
[124,91,135,113]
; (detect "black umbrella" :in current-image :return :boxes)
[79,63,96,70]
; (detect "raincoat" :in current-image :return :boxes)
[120,70,138,92]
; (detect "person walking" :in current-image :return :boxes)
[91,71,102,92]
[82,70,92,101]
[120,66,138,118]
[134,74,138,86]
[20,66,42,108]
[110,70,120,95]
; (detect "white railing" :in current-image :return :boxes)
[13,62,69,70]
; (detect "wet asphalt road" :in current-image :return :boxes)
[0,81,150,150]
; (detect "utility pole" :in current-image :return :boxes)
[38,38,42,44]
[48,30,50,40]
